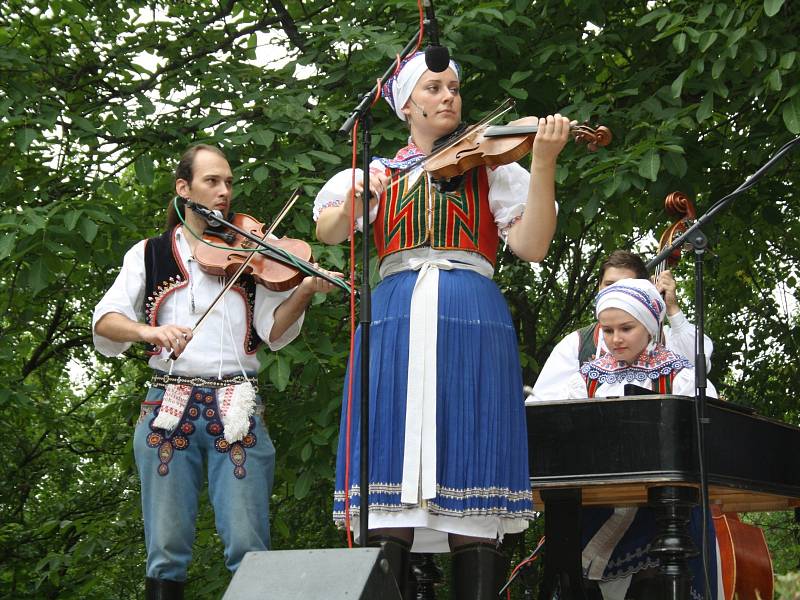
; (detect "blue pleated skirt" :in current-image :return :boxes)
[333,268,534,534]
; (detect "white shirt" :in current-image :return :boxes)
[92,227,303,376]
[530,311,713,402]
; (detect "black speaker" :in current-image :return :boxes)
[222,548,402,599]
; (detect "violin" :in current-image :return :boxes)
[166,198,349,361]
[423,117,612,180]
[196,212,315,292]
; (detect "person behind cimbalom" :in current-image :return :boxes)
[530,249,713,402]
[562,278,720,600]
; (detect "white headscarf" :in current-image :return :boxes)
[595,278,665,339]
[381,51,461,121]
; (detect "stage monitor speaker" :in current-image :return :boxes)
[222,547,402,599]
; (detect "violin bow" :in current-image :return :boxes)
[166,188,302,361]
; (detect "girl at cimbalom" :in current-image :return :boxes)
[314,51,572,598]
[563,278,720,600]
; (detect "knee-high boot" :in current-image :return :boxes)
[145,577,185,600]
[451,542,509,600]
[369,535,412,599]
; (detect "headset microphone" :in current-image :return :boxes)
[410,99,428,118]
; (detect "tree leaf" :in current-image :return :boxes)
[671,70,687,98]
[636,7,668,26]
[135,155,154,186]
[24,258,49,295]
[672,33,686,54]
[697,93,714,122]
[63,210,82,231]
[638,150,661,181]
[20,208,47,234]
[764,0,786,17]
[662,152,688,177]
[78,218,98,243]
[0,232,17,260]
[253,165,269,183]
[294,470,313,500]
[251,129,274,147]
[783,95,800,134]
[699,31,718,52]
[767,69,782,92]
[269,354,290,391]
[15,128,37,152]
[70,114,97,133]
[308,150,341,165]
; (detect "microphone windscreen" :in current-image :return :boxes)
[425,45,450,73]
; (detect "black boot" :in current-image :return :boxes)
[451,542,509,600]
[369,535,412,599]
[145,577,185,600]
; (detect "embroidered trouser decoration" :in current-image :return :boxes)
[147,388,257,479]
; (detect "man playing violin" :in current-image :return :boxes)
[93,144,339,599]
[314,51,571,599]
[529,248,713,403]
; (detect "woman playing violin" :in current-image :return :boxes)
[314,51,572,598]
[93,144,339,598]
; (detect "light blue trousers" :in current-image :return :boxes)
[134,385,275,581]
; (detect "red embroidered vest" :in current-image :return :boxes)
[373,166,499,264]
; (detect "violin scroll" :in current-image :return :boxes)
[572,124,613,152]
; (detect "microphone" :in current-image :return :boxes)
[410,99,428,118]
[184,200,224,227]
[423,0,450,73]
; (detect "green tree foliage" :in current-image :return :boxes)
[1,0,798,597]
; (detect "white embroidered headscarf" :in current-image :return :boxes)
[381,51,461,121]
[595,278,665,339]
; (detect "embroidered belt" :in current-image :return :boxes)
[149,373,259,392]
[138,402,264,424]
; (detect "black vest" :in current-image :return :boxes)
[143,228,263,355]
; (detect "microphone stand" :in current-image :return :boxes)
[646,135,800,599]
[338,30,423,547]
